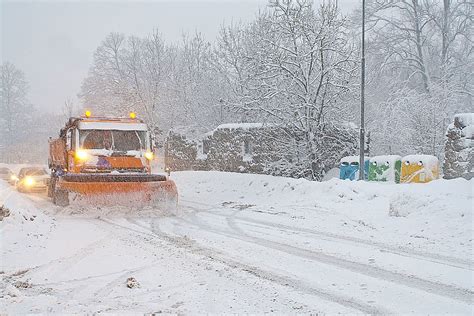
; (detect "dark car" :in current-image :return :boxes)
[16,167,49,193]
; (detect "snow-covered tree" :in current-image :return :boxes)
[80,31,233,138]
[361,0,473,157]
[444,113,473,179]
[216,0,358,180]
[0,62,34,153]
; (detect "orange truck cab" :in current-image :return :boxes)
[48,113,177,207]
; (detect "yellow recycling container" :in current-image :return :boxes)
[401,155,440,183]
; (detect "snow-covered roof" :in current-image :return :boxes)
[340,156,370,163]
[78,121,148,131]
[370,155,401,164]
[402,155,439,167]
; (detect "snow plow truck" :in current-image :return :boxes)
[48,111,178,208]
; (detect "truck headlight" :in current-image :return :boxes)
[75,150,89,161]
[144,151,154,160]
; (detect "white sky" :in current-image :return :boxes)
[1,0,358,113]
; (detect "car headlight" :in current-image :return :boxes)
[25,177,35,186]
[75,149,89,161]
[144,151,154,161]
[10,175,18,181]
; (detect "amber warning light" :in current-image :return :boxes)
[129,112,136,119]
[85,110,92,118]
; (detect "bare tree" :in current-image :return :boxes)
[80,30,231,134]
[217,0,358,180]
[362,0,473,157]
[62,97,77,119]
[0,62,31,147]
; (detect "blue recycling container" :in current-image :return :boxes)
[339,156,369,180]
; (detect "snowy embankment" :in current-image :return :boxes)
[1,170,473,314]
[174,171,473,259]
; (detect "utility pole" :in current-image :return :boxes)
[219,99,224,123]
[359,0,366,180]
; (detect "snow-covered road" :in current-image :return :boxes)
[1,171,473,314]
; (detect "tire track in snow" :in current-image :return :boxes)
[3,222,112,279]
[104,217,389,314]
[228,212,472,270]
[180,199,473,270]
[178,210,473,304]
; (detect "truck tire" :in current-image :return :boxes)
[53,189,69,207]
[47,176,56,198]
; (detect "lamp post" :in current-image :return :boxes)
[359,0,366,180]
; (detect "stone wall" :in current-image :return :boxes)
[166,124,280,174]
[165,123,357,180]
[165,132,198,171]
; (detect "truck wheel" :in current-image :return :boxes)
[53,189,69,206]
[47,177,55,198]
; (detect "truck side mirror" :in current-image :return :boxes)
[66,130,72,150]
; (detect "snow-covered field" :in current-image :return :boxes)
[1,170,473,314]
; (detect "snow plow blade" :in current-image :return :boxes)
[53,174,178,209]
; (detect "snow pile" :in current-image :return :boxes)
[0,182,49,226]
[173,171,473,258]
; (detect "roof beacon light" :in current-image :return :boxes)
[85,110,92,118]
[129,112,136,119]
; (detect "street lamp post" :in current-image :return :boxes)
[359,0,366,180]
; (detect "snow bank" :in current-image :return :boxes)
[0,182,49,227]
[173,171,473,258]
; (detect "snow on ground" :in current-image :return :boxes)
[1,169,473,314]
[174,171,472,258]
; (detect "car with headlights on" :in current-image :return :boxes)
[16,167,49,193]
[0,167,17,185]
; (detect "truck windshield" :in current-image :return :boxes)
[79,130,147,151]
